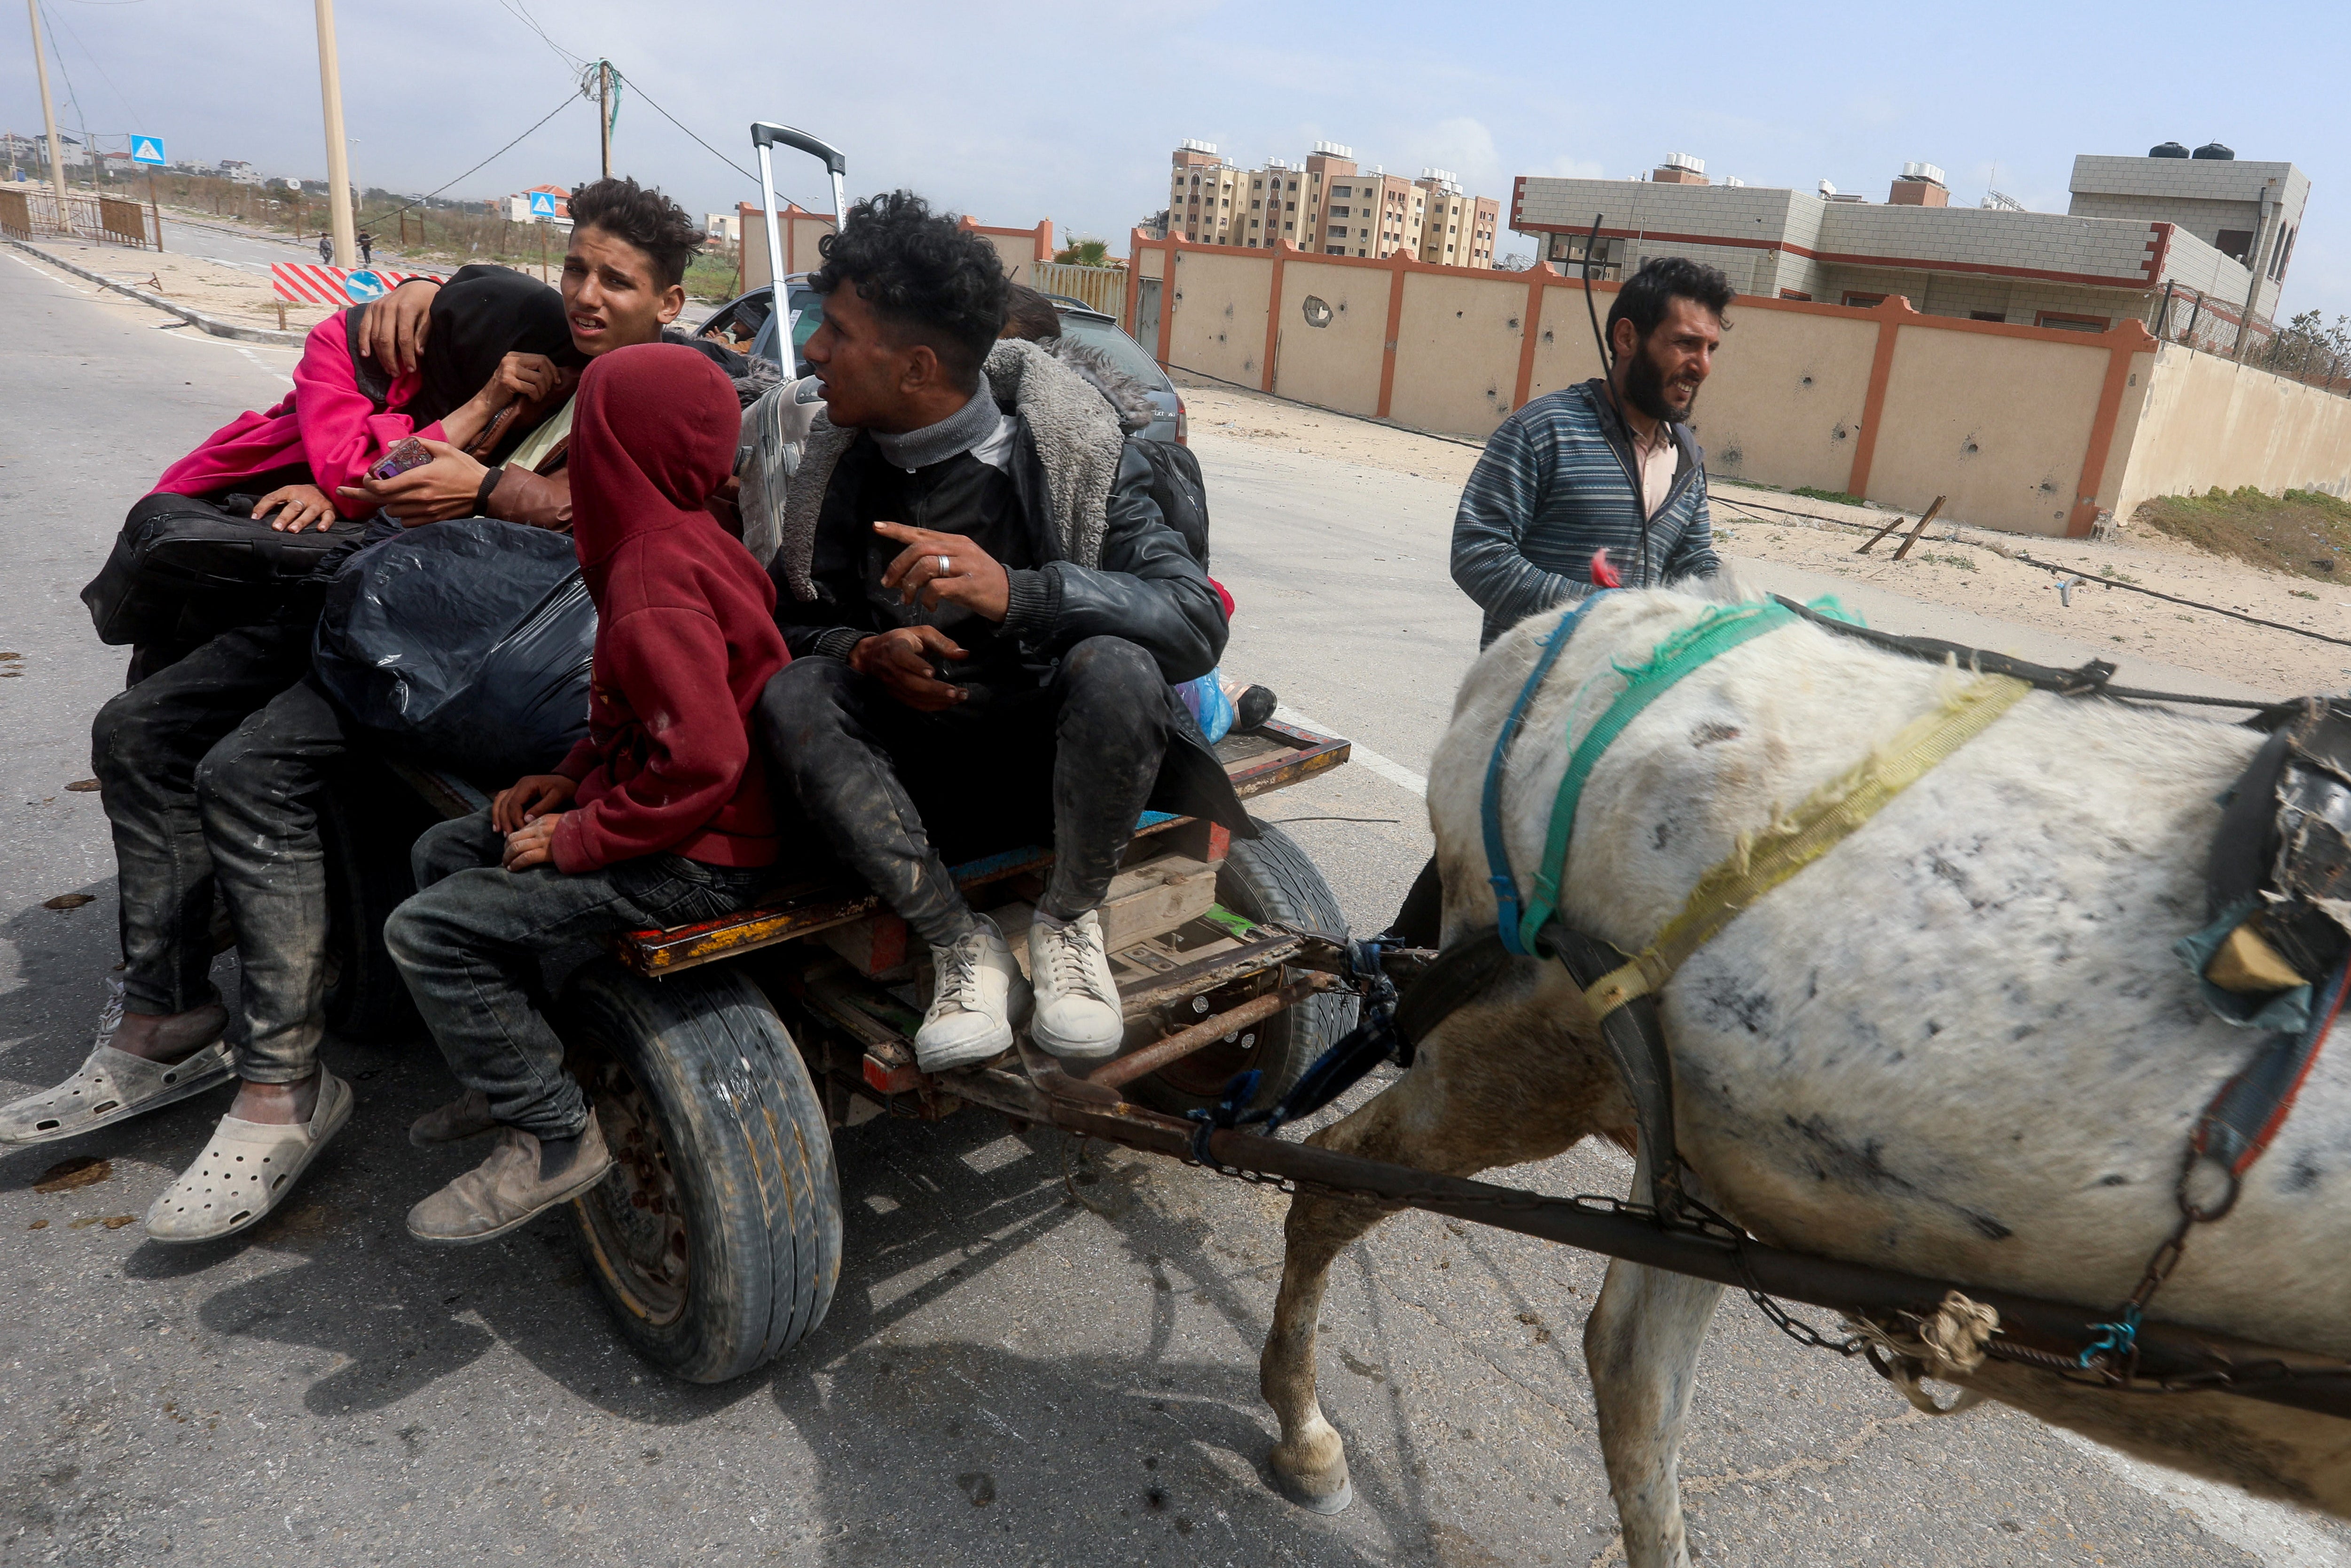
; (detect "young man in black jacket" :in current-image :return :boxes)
[758,192,1247,1072]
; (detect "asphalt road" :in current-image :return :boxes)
[2,244,2347,1568]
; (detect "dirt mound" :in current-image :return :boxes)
[2134,487,2351,581]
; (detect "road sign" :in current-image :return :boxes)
[271,262,429,306]
[128,136,165,167]
[527,190,558,218]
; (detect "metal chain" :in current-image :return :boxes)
[1178,1145,1855,1354]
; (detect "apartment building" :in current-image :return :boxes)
[1417,172,1504,266]
[1510,145,2309,335]
[1167,139,1507,267]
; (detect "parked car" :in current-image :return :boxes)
[697,283,1186,444]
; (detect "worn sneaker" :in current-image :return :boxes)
[915,918,1028,1073]
[406,1117,613,1246]
[1027,910,1125,1060]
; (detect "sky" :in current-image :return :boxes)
[13,0,2351,322]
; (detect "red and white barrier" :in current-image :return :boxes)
[270,263,433,305]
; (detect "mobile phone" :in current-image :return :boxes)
[366,437,431,483]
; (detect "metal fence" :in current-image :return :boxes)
[2150,280,2351,397]
[1032,260,1126,316]
[0,186,159,249]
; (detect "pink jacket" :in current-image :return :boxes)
[151,313,450,519]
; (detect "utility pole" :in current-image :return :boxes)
[597,61,611,180]
[312,0,356,266]
[26,0,67,198]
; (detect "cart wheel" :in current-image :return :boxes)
[1128,818,1358,1117]
[562,960,841,1384]
[319,770,432,1044]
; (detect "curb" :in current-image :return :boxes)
[6,236,303,347]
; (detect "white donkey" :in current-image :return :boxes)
[1258,585,2351,1566]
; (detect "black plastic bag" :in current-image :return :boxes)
[313,519,594,782]
[83,491,368,646]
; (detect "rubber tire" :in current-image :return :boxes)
[1129,817,1358,1116]
[562,960,841,1384]
[318,768,434,1044]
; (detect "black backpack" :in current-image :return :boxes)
[1134,437,1210,569]
[83,308,385,647]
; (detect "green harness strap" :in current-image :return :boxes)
[1515,600,1824,954]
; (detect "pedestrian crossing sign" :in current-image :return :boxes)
[129,136,166,166]
[528,190,558,218]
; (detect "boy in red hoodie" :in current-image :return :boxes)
[385,344,786,1244]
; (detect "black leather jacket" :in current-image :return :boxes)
[776,414,1250,834]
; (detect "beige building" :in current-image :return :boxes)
[1416,171,1503,266]
[1168,139,1506,267]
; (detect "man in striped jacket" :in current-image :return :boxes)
[1450,256,1732,648]
[1384,257,1735,947]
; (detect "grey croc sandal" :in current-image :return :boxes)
[0,984,234,1145]
[145,1069,353,1243]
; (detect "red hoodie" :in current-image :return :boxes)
[549,344,788,874]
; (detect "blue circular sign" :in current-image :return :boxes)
[343,269,388,302]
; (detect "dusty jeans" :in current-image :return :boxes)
[756,634,1170,949]
[385,814,765,1139]
[91,624,311,1022]
[191,675,361,1083]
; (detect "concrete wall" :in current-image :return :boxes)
[2115,343,2351,515]
[963,218,1055,284]
[1137,233,2219,536]
[1126,232,2351,538]
[737,204,838,289]
[1690,304,1879,495]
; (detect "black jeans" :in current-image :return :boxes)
[385,814,765,1139]
[191,675,360,1083]
[90,624,311,1022]
[757,635,1170,949]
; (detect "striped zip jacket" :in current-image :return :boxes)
[1450,378,1717,647]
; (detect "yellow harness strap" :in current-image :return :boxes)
[1583,674,2032,1019]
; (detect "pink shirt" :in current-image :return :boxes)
[151,313,450,519]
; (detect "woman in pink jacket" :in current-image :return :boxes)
[151,265,577,530]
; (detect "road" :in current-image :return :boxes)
[1,243,2346,1568]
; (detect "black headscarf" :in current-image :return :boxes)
[405,265,581,426]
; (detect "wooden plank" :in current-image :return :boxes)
[614,723,1350,976]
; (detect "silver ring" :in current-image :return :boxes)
[936,554,952,577]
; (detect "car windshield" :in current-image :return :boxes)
[1056,313,1168,392]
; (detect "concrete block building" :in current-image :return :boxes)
[1510,145,2309,337]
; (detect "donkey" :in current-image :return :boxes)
[1258,586,2351,1566]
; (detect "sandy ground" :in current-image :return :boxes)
[1176,377,2351,698]
[29,234,341,335]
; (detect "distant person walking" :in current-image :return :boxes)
[316,234,332,265]
[357,231,374,265]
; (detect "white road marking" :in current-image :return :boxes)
[5,249,91,292]
[2054,1430,2351,1566]
[1274,705,1426,796]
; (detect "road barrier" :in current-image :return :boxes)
[0,187,159,249]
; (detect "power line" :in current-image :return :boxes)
[367,91,581,226]
[495,0,585,71]
[605,66,761,187]
[45,6,139,128]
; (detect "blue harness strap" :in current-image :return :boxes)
[1482,594,1613,956]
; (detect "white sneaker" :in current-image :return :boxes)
[1027,910,1125,1060]
[915,918,1028,1073]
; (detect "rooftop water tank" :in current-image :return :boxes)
[2149,141,2190,158]
[2192,141,2235,161]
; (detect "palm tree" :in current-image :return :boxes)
[1054,237,1113,268]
